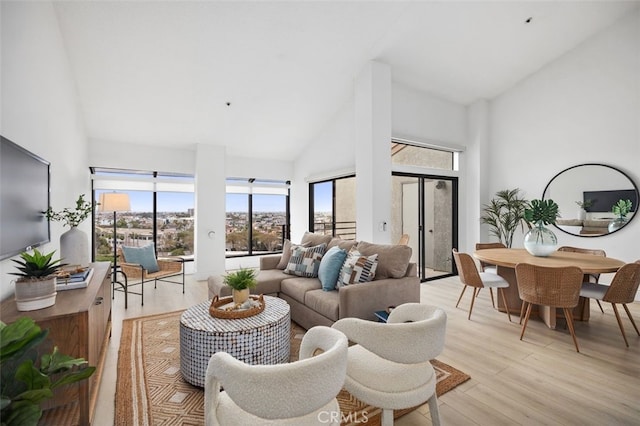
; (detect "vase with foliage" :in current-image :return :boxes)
[575,199,592,220]
[10,249,66,311]
[523,199,560,257]
[223,267,258,304]
[45,194,94,266]
[480,189,530,248]
[0,317,95,426]
[608,199,633,232]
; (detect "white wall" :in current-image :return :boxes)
[0,2,90,302]
[487,10,640,270]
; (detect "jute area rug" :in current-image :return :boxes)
[115,310,470,425]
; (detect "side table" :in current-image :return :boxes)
[180,295,290,387]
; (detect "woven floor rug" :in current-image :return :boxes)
[115,310,470,425]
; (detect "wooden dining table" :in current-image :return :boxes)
[473,248,625,329]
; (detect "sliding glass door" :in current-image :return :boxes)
[392,173,457,281]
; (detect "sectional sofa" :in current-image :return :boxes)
[208,233,421,330]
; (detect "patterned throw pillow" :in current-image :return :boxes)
[336,249,378,288]
[284,244,327,278]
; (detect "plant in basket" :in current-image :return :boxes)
[10,250,67,311]
[223,267,258,304]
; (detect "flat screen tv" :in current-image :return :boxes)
[0,136,50,260]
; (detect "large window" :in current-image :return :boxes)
[309,176,356,239]
[91,168,195,262]
[226,178,290,257]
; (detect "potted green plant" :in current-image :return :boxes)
[10,249,66,311]
[523,199,560,257]
[480,188,530,248]
[223,267,258,304]
[0,317,95,426]
[608,199,633,232]
[575,199,593,220]
[45,194,94,267]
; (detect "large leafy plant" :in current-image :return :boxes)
[0,317,95,426]
[45,194,94,228]
[480,189,530,248]
[10,250,66,281]
[524,199,560,226]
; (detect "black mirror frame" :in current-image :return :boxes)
[542,163,639,238]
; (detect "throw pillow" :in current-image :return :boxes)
[300,232,333,247]
[121,244,159,273]
[318,246,348,291]
[276,239,309,270]
[336,249,378,288]
[284,243,327,278]
[355,241,412,279]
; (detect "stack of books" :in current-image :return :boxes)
[56,267,94,291]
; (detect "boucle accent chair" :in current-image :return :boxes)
[204,326,348,425]
[332,303,447,426]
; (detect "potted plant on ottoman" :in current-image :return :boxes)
[223,267,257,304]
[10,249,66,311]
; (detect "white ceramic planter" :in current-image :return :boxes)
[15,277,57,311]
[60,227,89,266]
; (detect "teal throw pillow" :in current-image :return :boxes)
[318,246,348,291]
[122,244,160,273]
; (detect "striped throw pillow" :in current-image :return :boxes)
[284,243,327,278]
[336,249,378,287]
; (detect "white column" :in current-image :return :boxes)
[354,61,392,244]
[194,144,226,280]
[466,99,490,251]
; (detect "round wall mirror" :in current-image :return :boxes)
[542,164,639,237]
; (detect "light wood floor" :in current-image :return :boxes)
[94,275,640,425]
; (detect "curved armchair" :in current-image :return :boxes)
[332,303,447,426]
[204,326,348,425]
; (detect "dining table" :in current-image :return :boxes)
[473,248,625,329]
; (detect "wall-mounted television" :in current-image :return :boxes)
[0,136,50,260]
[583,189,638,213]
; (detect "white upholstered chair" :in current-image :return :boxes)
[204,325,348,425]
[332,303,447,426]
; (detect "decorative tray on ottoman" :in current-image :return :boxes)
[209,294,265,319]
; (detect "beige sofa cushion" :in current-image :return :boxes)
[280,277,322,304]
[304,289,340,321]
[355,241,412,279]
[301,232,333,247]
[327,237,358,251]
[254,269,289,295]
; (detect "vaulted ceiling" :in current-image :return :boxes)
[52,1,639,160]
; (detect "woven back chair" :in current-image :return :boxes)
[475,242,506,271]
[515,263,584,352]
[452,249,511,322]
[117,248,183,306]
[558,246,607,313]
[580,262,640,347]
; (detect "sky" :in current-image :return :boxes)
[95,183,333,213]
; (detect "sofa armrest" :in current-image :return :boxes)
[338,276,420,321]
[260,255,282,270]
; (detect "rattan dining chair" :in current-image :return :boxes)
[515,263,584,352]
[475,242,507,307]
[558,246,607,313]
[452,249,511,322]
[580,262,640,347]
